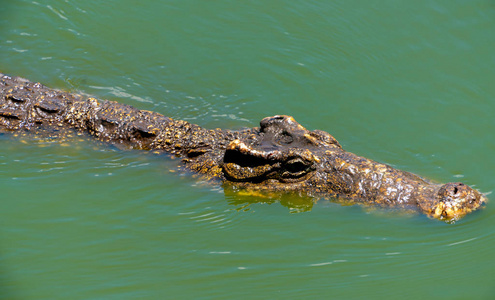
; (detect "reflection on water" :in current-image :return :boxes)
[1,0,494,298]
[224,185,315,213]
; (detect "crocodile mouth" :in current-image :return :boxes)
[222,139,316,183]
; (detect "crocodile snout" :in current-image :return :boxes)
[432,182,486,221]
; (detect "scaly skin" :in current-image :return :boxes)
[0,73,487,221]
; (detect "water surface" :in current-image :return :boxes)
[1,1,494,299]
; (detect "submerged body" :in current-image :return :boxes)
[0,73,486,221]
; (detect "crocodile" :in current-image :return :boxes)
[0,72,487,221]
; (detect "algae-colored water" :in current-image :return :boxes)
[1,1,494,299]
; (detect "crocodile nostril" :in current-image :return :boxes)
[453,183,466,195]
[438,182,468,199]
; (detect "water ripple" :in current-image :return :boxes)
[46,4,68,21]
[184,208,235,229]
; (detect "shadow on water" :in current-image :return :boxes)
[222,184,421,220]
[222,184,449,223]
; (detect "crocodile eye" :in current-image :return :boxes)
[285,159,308,174]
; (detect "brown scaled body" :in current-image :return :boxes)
[0,73,486,221]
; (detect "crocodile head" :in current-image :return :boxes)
[222,115,340,187]
[429,182,487,221]
[221,115,486,220]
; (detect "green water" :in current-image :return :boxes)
[1,0,495,299]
